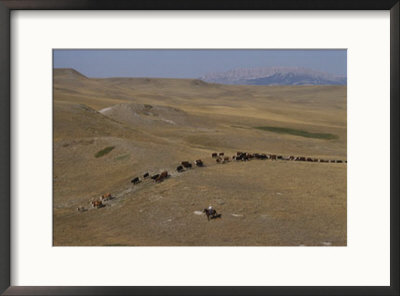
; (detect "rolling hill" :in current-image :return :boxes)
[53,68,347,246]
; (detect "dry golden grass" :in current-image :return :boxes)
[53,68,347,246]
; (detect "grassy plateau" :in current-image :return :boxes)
[53,68,347,246]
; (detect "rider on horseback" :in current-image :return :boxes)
[203,205,221,221]
[208,205,216,217]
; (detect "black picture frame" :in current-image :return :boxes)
[0,1,399,295]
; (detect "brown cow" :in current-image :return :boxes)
[101,193,112,201]
[270,154,277,160]
[219,152,224,156]
[91,200,104,208]
[212,153,218,158]
[155,171,169,183]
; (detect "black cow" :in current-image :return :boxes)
[177,165,184,172]
[212,153,218,158]
[143,172,149,178]
[151,174,160,180]
[181,161,192,168]
[254,153,266,160]
[219,152,224,156]
[236,153,245,161]
[195,160,204,167]
[131,177,141,184]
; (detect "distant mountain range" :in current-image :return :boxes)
[200,67,347,86]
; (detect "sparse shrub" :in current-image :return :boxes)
[95,146,115,158]
[114,154,129,161]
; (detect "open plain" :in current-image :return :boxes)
[53,68,347,246]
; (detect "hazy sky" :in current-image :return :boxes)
[53,49,347,78]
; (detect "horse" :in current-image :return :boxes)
[203,208,221,221]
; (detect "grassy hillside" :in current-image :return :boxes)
[53,68,347,246]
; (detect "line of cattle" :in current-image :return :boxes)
[83,151,346,210]
[84,160,205,209]
[130,159,204,185]
[213,151,347,164]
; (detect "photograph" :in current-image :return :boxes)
[53,49,347,246]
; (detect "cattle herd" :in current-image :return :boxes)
[78,151,346,212]
[215,151,347,164]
